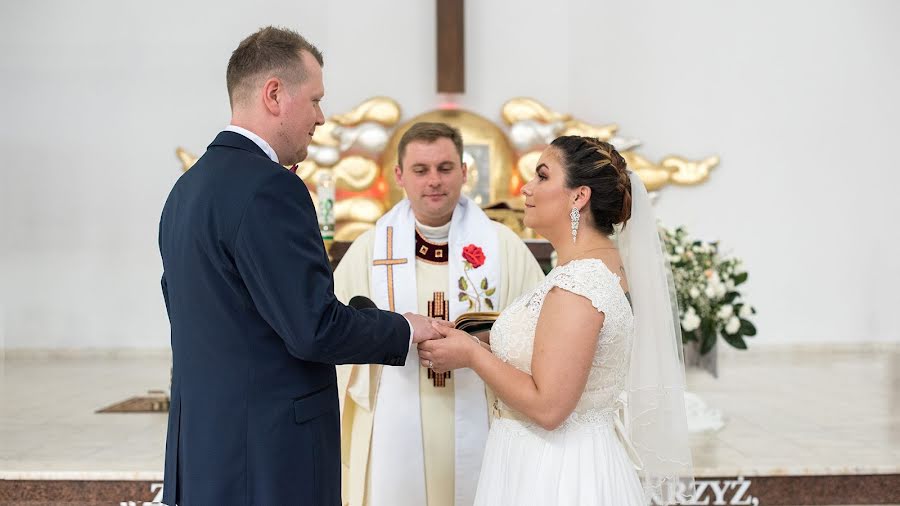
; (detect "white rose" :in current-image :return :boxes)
[669,254,680,263]
[682,309,701,332]
[739,305,754,319]
[675,246,684,255]
[705,285,717,298]
[725,316,741,334]
[717,305,734,320]
[715,283,727,298]
[725,279,735,290]
[689,287,700,299]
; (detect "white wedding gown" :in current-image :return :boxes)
[474,259,645,506]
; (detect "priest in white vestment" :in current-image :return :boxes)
[334,122,545,506]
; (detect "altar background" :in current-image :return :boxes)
[1,0,897,349]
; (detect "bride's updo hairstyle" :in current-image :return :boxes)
[551,136,633,236]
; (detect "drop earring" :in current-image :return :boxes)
[570,206,580,244]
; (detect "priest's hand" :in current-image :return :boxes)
[405,313,453,344]
[417,322,480,373]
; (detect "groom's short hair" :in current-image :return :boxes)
[226,26,324,107]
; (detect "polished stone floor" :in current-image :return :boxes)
[686,345,900,477]
[1,345,898,504]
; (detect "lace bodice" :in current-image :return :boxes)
[490,259,634,424]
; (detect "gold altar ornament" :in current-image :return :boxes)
[175,97,719,240]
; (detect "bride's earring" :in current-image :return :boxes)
[570,206,580,244]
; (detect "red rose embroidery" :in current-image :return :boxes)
[462,244,486,268]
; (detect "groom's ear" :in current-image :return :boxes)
[262,77,283,115]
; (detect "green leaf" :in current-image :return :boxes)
[681,330,699,344]
[701,318,715,337]
[458,292,469,302]
[733,272,748,285]
[458,277,468,291]
[468,299,475,311]
[740,320,757,336]
[481,278,488,290]
[700,332,717,354]
[484,298,494,310]
[724,292,739,304]
[485,287,496,296]
[722,333,748,350]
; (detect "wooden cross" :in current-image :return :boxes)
[437,0,464,93]
[372,226,408,312]
[427,291,452,387]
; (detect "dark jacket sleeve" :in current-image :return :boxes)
[159,221,171,323]
[233,170,409,365]
[161,274,170,321]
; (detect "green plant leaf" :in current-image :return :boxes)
[740,320,757,336]
[681,330,699,344]
[468,299,475,311]
[458,292,468,302]
[700,332,717,354]
[722,333,748,349]
[724,292,739,304]
[701,318,715,336]
[458,277,468,291]
[485,298,494,310]
[481,278,488,290]
[733,272,748,285]
[485,287,496,296]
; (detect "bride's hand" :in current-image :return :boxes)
[417,322,480,373]
[472,330,490,345]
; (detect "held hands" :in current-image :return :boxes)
[417,322,481,374]
[405,313,454,344]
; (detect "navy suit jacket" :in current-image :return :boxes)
[159,131,409,505]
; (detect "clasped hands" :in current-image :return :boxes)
[404,312,483,374]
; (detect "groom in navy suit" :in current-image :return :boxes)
[159,27,443,505]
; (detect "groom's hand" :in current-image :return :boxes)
[404,313,453,344]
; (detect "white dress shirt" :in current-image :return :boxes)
[224,125,279,163]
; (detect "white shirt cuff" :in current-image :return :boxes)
[406,317,415,351]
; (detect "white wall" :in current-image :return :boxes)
[1,0,897,348]
[568,1,900,344]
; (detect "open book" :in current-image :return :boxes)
[453,311,500,335]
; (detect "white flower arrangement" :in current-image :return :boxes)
[660,225,757,354]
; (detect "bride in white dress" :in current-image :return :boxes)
[418,136,694,505]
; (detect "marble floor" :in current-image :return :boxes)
[0,352,170,480]
[686,346,900,478]
[1,346,898,504]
